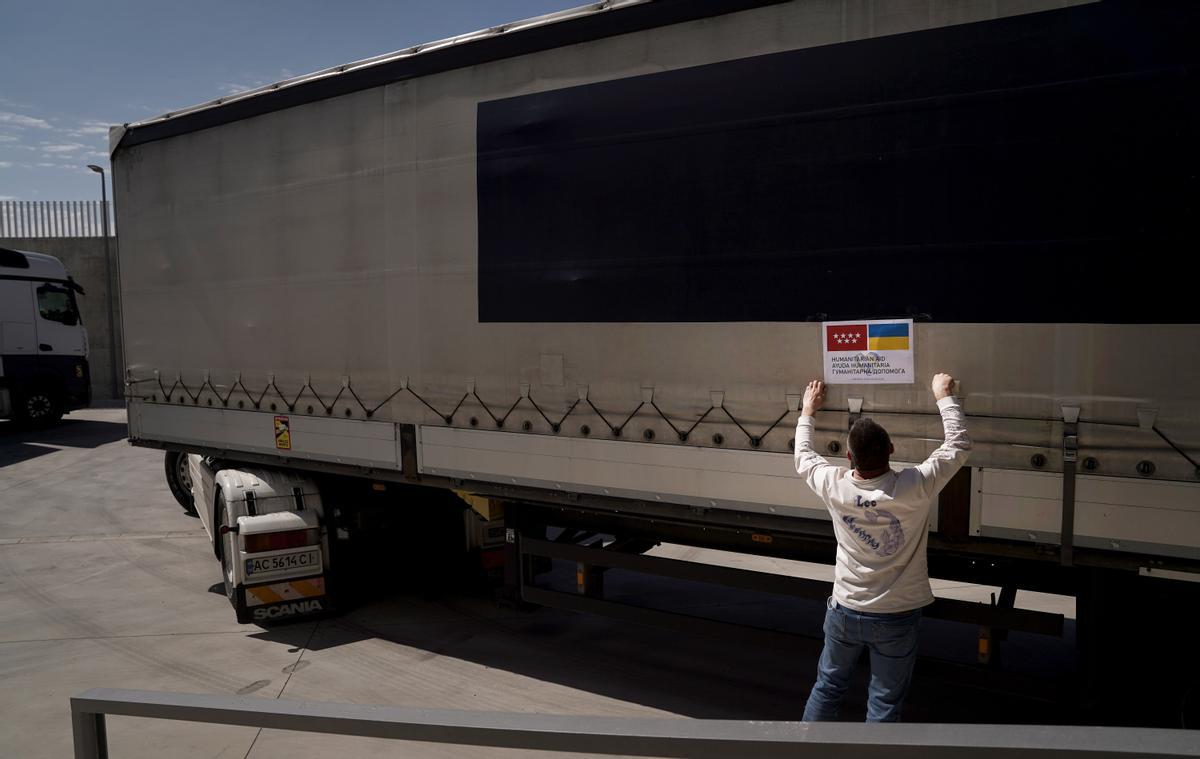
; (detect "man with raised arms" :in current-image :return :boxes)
[795,373,970,722]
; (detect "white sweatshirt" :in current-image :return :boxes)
[794,397,971,613]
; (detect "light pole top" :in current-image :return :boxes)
[87,164,104,173]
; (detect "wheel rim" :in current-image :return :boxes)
[176,455,193,493]
[26,395,51,419]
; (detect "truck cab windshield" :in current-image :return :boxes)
[36,282,81,326]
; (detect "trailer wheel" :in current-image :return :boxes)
[164,451,197,515]
[15,389,62,427]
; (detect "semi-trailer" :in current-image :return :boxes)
[109,0,1199,721]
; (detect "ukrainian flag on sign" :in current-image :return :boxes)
[868,322,910,351]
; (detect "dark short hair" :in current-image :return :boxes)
[848,418,891,473]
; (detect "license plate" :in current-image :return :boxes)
[245,549,321,577]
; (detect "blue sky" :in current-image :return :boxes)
[0,0,571,201]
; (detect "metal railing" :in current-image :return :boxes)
[0,200,115,238]
[71,688,1200,758]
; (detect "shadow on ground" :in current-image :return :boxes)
[0,418,128,467]
[245,557,1089,727]
[0,417,127,446]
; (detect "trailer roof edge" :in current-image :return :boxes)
[112,0,789,155]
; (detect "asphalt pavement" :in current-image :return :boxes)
[1,408,1084,758]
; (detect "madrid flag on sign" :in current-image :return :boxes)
[826,324,867,351]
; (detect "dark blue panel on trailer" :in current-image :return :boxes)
[476,1,1199,323]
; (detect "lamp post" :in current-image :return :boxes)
[87,164,119,402]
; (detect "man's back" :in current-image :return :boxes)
[795,393,971,613]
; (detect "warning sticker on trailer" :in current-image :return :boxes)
[274,416,291,450]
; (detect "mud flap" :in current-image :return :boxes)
[234,575,332,624]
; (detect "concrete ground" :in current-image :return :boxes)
[1,408,1083,758]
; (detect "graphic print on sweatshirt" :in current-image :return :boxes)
[841,496,906,556]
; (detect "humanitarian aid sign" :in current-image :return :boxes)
[822,319,914,384]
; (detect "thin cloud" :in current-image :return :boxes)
[65,120,113,138]
[0,111,52,129]
[0,134,18,143]
[218,68,297,97]
[40,142,87,154]
[218,82,261,95]
[0,161,12,168]
[19,160,86,170]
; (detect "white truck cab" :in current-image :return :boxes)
[187,455,331,623]
[0,247,90,424]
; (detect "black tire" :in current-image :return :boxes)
[15,389,62,428]
[164,451,197,515]
[215,491,236,602]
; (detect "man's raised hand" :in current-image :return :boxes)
[802,380,826,417]
[932,373,956,401]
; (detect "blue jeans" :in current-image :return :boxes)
[802,597,922,722]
